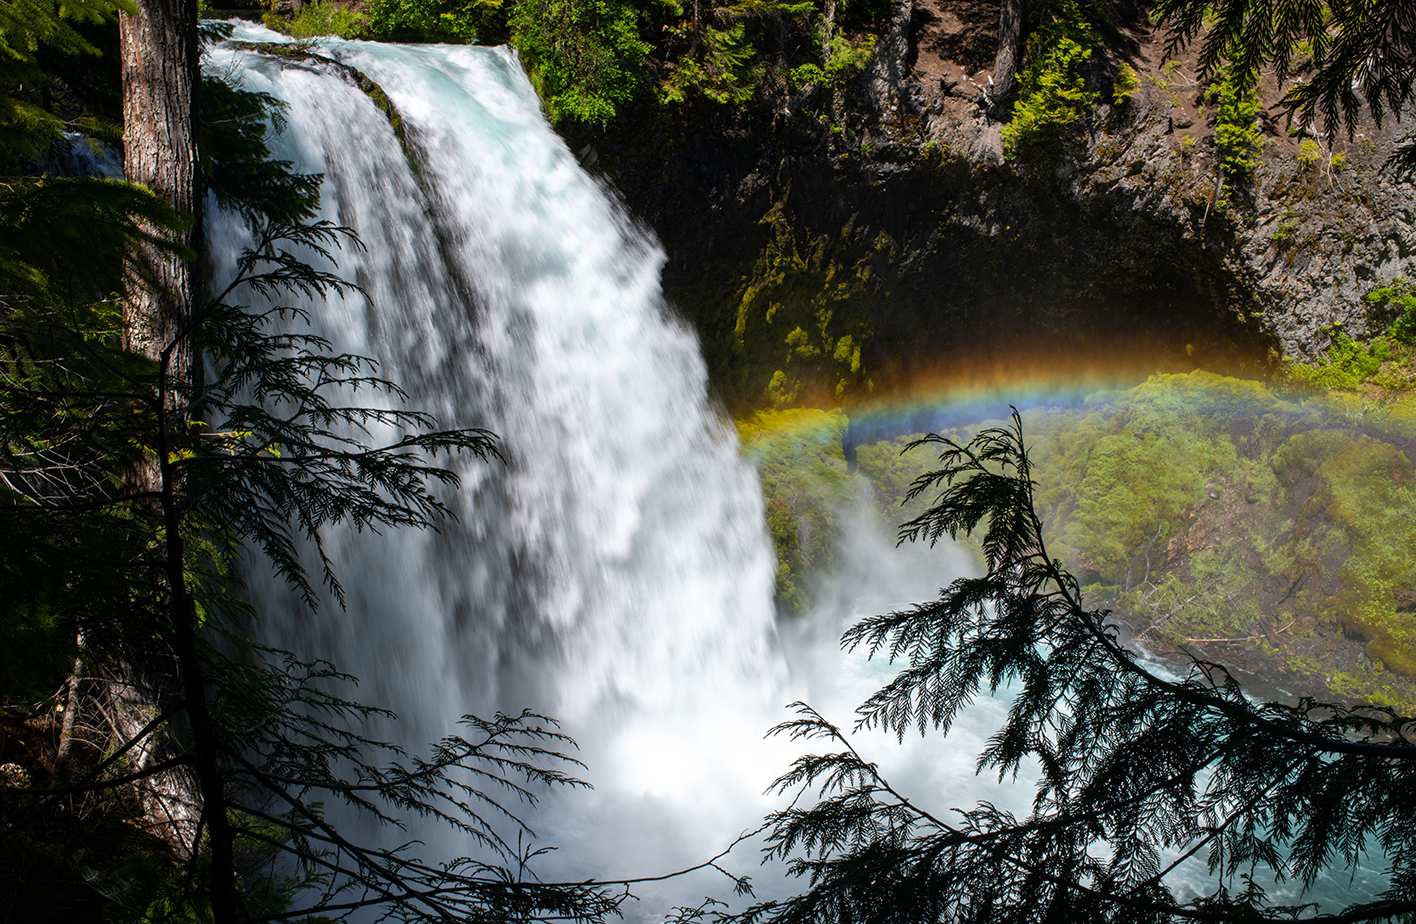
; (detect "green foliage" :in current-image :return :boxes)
[740,412,1416,924]
[281,0,370,38]
[1286,326,1392,391]
[660,19,761,105]
[0,0,126,169]
[1271,215,1298,246]
[201,77,322,226]
[511,0,650,122]
[1002,1,1099,161]
[659,0,828,105]
[1367,278,1416,346]
[1205,66,1263,185]
[786,61,827,92]
[783,31,873,94]
[824,31,874,77]
[1111,61,1137,104]
[1298,136,1321,169]
[272,0,507,42]
[364,0,488,41]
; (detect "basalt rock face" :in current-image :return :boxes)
[560,13,1416,410]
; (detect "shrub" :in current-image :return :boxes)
[1002,34,1098,159]
[1206,66,1263,184]
[358,0,499,40]
[1366,278,1416,345]
[824,32,875,77]
[1298,137,1321,170]
[511,0,649,122]
[1286,326,1391,390]
[281,0,369,38]
[1111,61,1138,104]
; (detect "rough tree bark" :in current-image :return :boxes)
[992,0,1021,103]
[119,0,201,383]
[118,2,238,920]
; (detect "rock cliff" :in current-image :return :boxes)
[560,0,1416,409]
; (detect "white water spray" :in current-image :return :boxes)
[207,27,809,914]
[204,28,1384,919]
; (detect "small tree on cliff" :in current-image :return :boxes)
[731,411,1416,924]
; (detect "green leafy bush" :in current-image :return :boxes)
[786,62,827,92]
[281,0,369,38]
[660,19,760,105]
[511,0,649,122]
[364,0,484,41]
[1367,277,1416,345]
[1001,1,1099,161]
[1297,136,1321,170]
[1111,61,1137,104]
[1286,327,1392,390]
[824,31,874,76]
[661,0,822,105]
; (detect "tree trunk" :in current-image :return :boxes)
[119,0,201,384]
[54,632,86,771]
[992,0,1021,103]
[118,2,232,918]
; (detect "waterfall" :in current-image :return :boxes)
[202,28,1387,919]
[206,27,797,914]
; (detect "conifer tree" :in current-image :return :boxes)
[1,18,641,922]
[733,411,1416,924]
[1154,0,1416,175]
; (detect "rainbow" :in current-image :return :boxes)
[841,351,1213,452]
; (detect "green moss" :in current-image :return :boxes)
[737,408,854,611]
[730,205,882,406]
[836,373,1416,703]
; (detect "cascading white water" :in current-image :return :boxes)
[204,27,1388,919]
[205,26,810,915]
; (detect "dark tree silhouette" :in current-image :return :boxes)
[721,411,1416,924]
[1155,0,1416,174]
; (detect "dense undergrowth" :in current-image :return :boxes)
[259,0,1134,159]
[263,0,888,123]
[741,365,1416,714]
